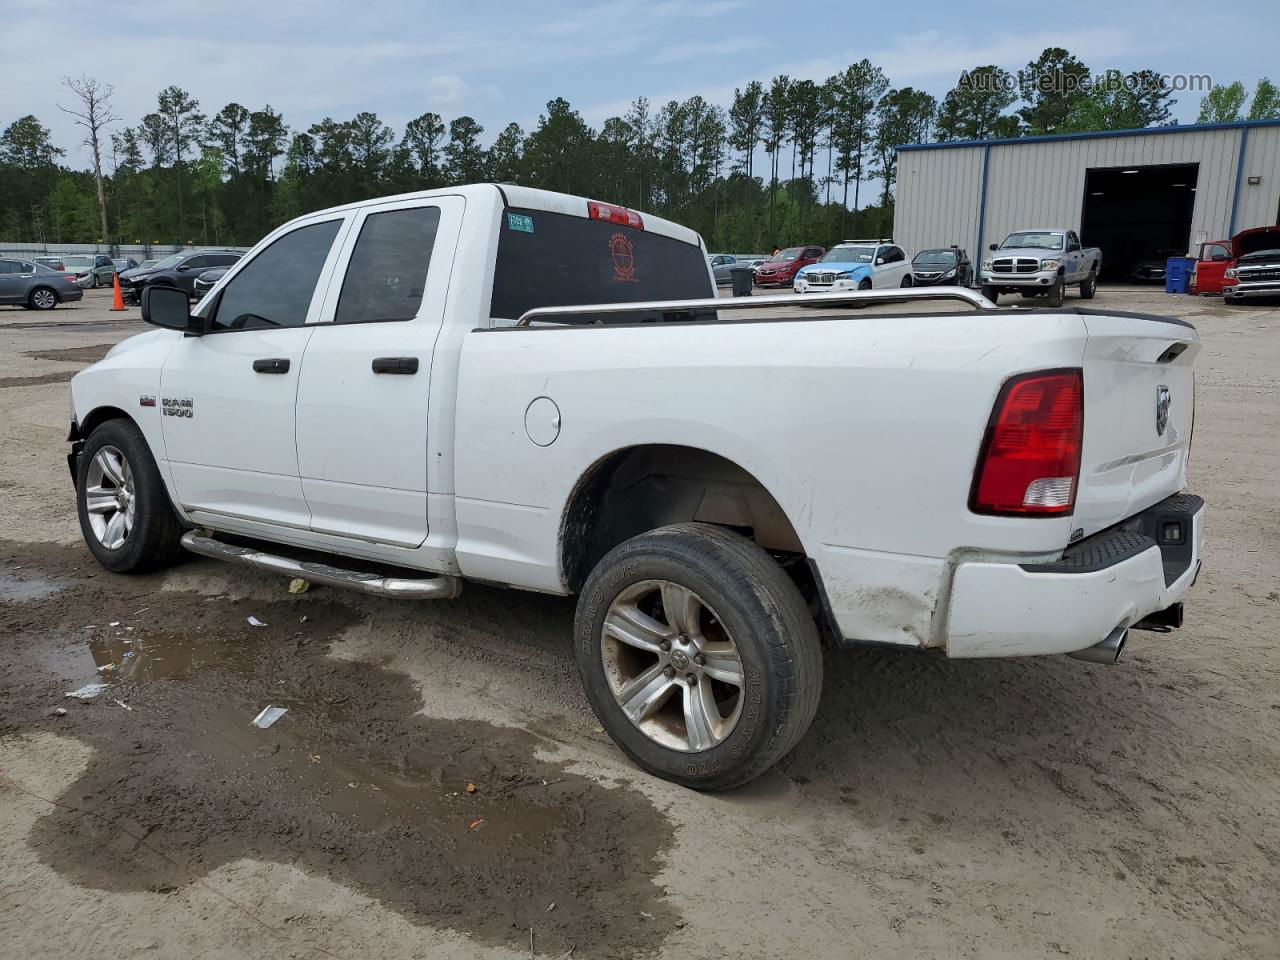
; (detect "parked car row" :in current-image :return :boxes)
[117,250,243,304]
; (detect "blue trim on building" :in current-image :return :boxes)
[975,143,991,261]
[1228,125,1251,236]
[897,118,1280,153]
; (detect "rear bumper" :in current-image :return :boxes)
[945,493,1205,658]
[60,287,84,303]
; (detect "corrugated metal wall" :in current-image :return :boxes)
[1238,125,1280,229]
[894,124,1280,258]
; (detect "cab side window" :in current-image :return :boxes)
[334,206,440,324]
[210,219,342,331]
[1204,243,1230,261]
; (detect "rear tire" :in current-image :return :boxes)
[76,419,186,574]
[1079,269,1097,300]
[1047,275,1065,308]
[574,523,822,790]
[980,285,999,304]
[29,287,58,310]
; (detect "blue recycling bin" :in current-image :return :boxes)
[1165,257,1195,294]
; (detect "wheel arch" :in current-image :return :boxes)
[73,404,137,441]
[28,284,61,305]
[558,443,806,595]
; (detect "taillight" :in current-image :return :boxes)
[970,369,1083,516]
[588,200,643,230]
[63,274,77,282]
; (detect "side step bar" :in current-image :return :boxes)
[180,532,462,600]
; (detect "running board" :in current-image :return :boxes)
[180,532,462,600]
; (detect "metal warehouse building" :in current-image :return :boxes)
[894,119,1280,281]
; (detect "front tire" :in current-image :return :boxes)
[980,285,999,304]
[76,419,185,573]
[900,274,913,287]
[1047,275,1066,308]
[575,523,822,790]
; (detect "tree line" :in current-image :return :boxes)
[2,49,1276,255]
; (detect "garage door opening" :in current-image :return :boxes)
[1080,164,1199,283]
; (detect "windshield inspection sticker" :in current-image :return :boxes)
[507,212,535,233]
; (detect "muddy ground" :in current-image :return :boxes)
[1,287,1278,960]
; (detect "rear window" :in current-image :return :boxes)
[490,207,712,322]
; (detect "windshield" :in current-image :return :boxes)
[819,245,874,263]
[1000,232,1064,251]
[1240,248,1280,261]
[771,247,804,262]
[147,254,185,270]
[914,250,958,266]
[139,259,158,269]
[61,256,93,268]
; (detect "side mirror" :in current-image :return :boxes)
[988,243,998,251]
[875,257,885,265]
[142,285,202,335]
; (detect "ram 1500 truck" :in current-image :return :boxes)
[67,185,1204,790]
[980,228,1101,306]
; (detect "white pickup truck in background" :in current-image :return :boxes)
[67,185,1204,789]
[980,228,1102,306]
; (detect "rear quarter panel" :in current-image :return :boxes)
[452,310,1090,645]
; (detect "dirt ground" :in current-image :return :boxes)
[1,286,1278,960]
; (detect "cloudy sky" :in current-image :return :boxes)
[7,0,1280,169]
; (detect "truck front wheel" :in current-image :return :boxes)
[1047,275,1066,307]
[76,419,186,573]
[574,522,822,790]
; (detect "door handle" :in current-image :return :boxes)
[252,358,290,374]
[372,357,419,375]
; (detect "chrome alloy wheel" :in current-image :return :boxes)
[83,445,135,550]
[32,288,56,309]
[601,579,746,752]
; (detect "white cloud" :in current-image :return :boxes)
[650,36,769,65]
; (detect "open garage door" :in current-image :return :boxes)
[1081,164,1198,283]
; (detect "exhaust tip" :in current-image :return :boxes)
[1068,625,1127,665]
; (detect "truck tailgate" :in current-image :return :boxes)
[1073,312,1199,537]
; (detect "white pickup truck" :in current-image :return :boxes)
[980,228,1102,306]
[68,185,1204,789]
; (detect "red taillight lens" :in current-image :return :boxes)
[588,200,643,230]
[970,369,1083,516]
[64,274,77,282]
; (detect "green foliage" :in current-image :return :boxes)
[1198,82,1248,123]
[936,66,1018,141]
[2,51,1271,252]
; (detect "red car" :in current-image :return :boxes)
[754,245,825,287]
[1190,239,1232,295]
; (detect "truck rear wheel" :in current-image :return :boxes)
[76,419,186,573]
[1080,269,1097,300]
[574,522,822,790]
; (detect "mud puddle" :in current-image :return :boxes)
[24,344,116,364]
[2,541,675,957]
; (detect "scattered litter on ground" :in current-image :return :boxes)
[308,754,321,764]
[247,615,269,628]
[468,818,487,831]
[52,707,67,717]
[545,902,556,913]
[466,782,477,793]
[288,578,310,594]
[251,705,288,728]
[97,663,115,673]
[65,682,108,700]
[115,700,132,711]
[108,621,120,627]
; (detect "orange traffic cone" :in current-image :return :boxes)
[110,271,126,311]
